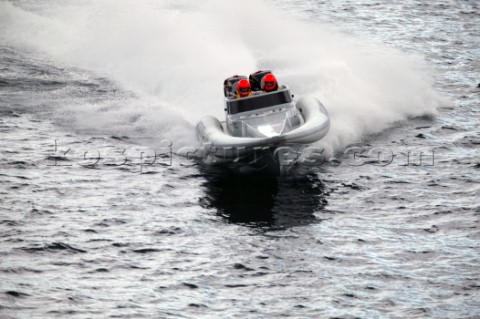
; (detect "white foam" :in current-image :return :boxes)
[0,0,447,151]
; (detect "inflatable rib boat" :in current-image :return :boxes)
[196,74,329,171]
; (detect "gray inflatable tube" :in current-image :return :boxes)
[196,96,330,158]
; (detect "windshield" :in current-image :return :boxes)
[227,90,292,114]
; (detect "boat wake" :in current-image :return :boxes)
[0,0,447,153]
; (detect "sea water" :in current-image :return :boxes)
[0,0,478,318]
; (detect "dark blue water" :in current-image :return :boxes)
[0,0,479,318]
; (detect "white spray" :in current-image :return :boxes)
[0,0,445,152]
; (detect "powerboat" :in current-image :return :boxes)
[195,74,330,173]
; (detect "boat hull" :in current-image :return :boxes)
[196,96,330,161]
